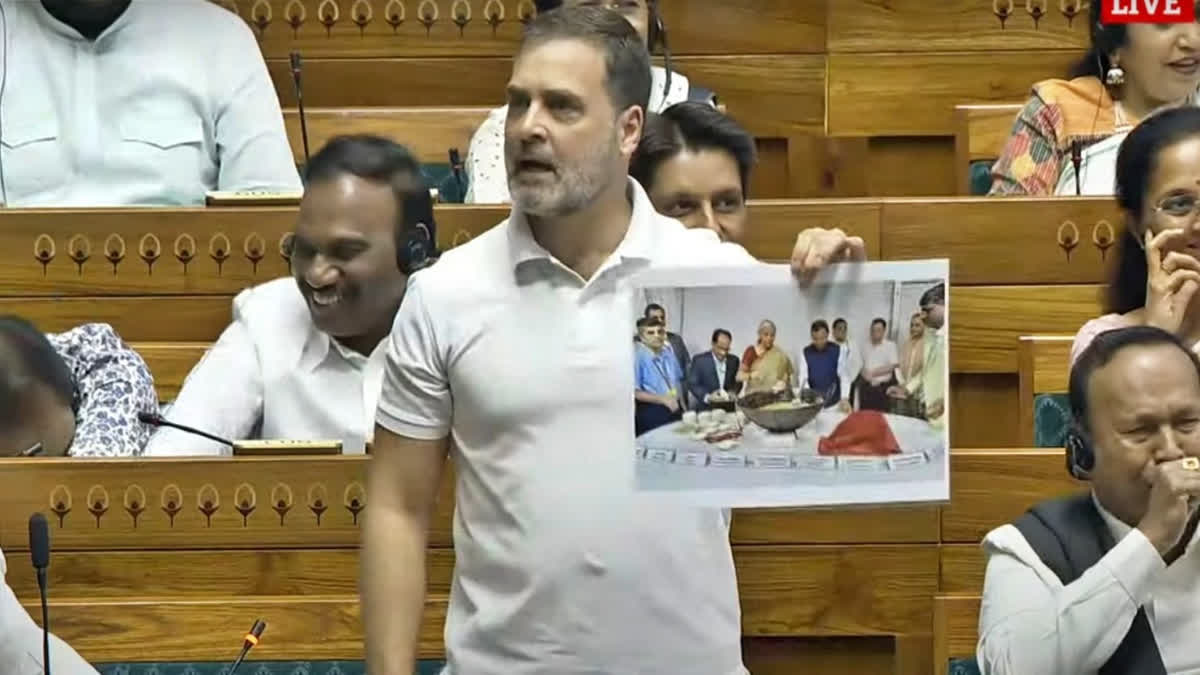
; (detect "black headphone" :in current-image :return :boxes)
[396,188,438,275]
[1065,422,1095,480]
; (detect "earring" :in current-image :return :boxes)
[1106,65,1126,87]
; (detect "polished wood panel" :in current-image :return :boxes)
[130,342,211,400]
[730,506,938,545]
[940,545,986,594]
[740,199,880,261]
[933,595,980,666]
[881,198,1122,285]
[225,0,826,57]
[743,637,896,675]
[19,594,443,661]
[0,457,940,552]
[13,545,938,639]
[1017,334,1074,445]
[828,52,1077,136]
[866,137,956,196]
[1019,335,1073,395]
[942,449,1081,542]
[951,285,1101,373]
[828,0,1088,53]
[11,297,233,341]
[267,56,828,136]
[950,374,1020,448]
[283,106,491,164]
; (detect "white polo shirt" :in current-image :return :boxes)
[0,0,301,206]
[377,178,753,675]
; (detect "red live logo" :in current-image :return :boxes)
[1102,0,1196,23]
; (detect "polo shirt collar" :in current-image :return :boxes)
[506,177,658,271]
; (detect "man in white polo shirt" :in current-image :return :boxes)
[361,8,759,674]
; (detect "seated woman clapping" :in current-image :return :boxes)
[990,3,1200,196]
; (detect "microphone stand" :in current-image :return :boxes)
[290,51,310,173]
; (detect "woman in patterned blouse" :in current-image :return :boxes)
[0,317,157,457]
[990,2,1200,196]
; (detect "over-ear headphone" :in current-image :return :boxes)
[1065,422,1095,480]
[396,188,438,275]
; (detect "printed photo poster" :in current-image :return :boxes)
[630,260,949,509]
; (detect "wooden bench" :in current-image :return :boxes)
[952,104,1021,195]
[130,342,210,401]
[282,106,492,167]
[934,594,982,670]
[1017,335,1074,446]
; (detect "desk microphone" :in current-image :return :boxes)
[137,411,233,447]
[1070,140,1083,196]
[290,51,311,172]
[28,513,50,675]
[228,619,267,675]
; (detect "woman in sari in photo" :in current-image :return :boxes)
[736,319,795,395]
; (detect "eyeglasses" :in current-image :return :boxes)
[1155,193,1200,220]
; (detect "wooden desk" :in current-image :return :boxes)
[0,448,1079,670]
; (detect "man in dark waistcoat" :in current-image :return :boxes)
[976,325,1200,675]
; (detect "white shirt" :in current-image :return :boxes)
[0,0,301,206]
[0,546,98,675]
[144,278,386,456]
[835,337,862,386]
[862,339,899,385]
[1054,96,1200,196]
[463,66,691,204]
[977,495,1200,675]
[377,178,752,675]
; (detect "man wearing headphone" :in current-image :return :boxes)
[976,325,1200,674]
[463,0,719,204]
[145,135,437,457]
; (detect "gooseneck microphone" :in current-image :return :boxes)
[228,619,267,675]
[28,513,51,675]
[289,51,310,172]
[137,411,233,447]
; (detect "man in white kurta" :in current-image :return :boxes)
[977,326,1200,674]
[0,546,97,675]
[0,0,300,206]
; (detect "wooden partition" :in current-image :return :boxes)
[208,0,1091,197]
[0,456,940,672]
[0,449,1082,672]
[0,195,1119,447]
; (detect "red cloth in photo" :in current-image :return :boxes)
[817,411,901,456]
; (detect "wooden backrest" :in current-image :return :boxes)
[282,106,492,166]
[934,594,982,668]
[952,104,1022,194]
[1016,335,1074,446]
[130,342,211,400]
[0,198,1122,377]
